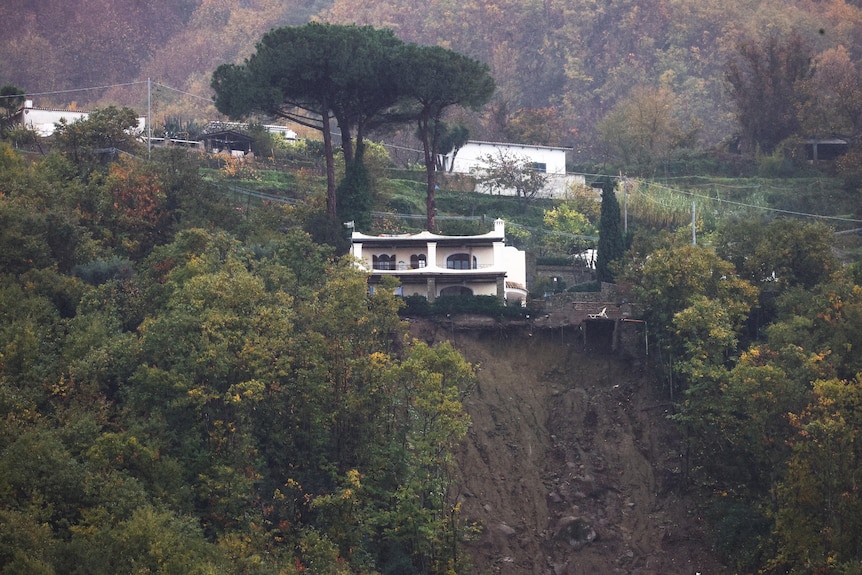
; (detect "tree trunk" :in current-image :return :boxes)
[425,166,437,232]
[420,120,437,231]
[340,123,354,167]
[322,109,337,220]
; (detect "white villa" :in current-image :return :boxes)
[350,218,527,303]
[440,140,586,198]
[441,140,571,175]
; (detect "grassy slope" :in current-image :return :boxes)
[208,161,862,258]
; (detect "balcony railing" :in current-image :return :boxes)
[371,262,495,271]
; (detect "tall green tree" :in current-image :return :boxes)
[771,376,862,574]
[212,23,405,230]
[395,44,495,231]
[372,340,475,575]
[596,178,624,283]
[541,202,597,257]
[714,217,836,333]
[725,31,813,154]
[768,270,862,382]
[623,241,758,346]
[0,84,24,138]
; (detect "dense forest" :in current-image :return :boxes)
[3,0,862,163]
[0,121,485,573]
[1,92,862,572]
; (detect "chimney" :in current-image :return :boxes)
[494,218,505,237]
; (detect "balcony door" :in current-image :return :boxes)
[446,253,476,270]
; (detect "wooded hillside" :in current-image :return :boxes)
[2,88,862,572]
[3,0,862,161]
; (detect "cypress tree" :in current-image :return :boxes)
[596,177,624,283]
[335,156,373,235]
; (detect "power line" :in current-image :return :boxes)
[1,79,215,106]
[152,82,213,103]
[8,80,860,226]
[5,81,148,99]
[632,177,862,224]
[224,187,595,239]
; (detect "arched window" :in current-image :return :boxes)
[373,254,395,270]
[446,253,476,270]
[410,254,427,269]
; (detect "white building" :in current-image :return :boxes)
[17,101,146,137]
[18,101,89,136]
[350,218,527,303]
[440,140,587,198]
[441,140,570,175]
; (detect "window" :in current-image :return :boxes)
[373,254,395,270]
[531,162,547,173]
[410,254,427,269]
[446,253,476,270]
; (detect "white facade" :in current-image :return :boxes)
[18,101,146,137]
[442,140,570,175]
[350,218,527,302]
[19,101,89,136]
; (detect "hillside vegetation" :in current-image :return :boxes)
[3,85,862,573]
[0,138,485,574]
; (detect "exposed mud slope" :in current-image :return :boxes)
[411,321,729,575]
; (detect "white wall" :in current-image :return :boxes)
[20,104,146,137]
[501,245,526,287]
[445,141,569,175]
[21,107,88,136]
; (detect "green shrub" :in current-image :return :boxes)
[706,499,771,572]
[400,294,527,319]
[402,294,433,316]
[73,256,134,285]
[756,151,793,178]
[433,294,499,315]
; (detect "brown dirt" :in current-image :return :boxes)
[410,320,730,575]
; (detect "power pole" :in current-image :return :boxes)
[147,77,152,160]
[691,201,696,245]
[620,172,628,235]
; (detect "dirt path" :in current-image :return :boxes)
[411,322,728,575]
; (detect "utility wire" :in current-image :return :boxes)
[152,82,213,103]
[631,177,862,224]
[3,81,148,99]
[225,185,299,205]
[10,80,861,226]
[224,186,595,239]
